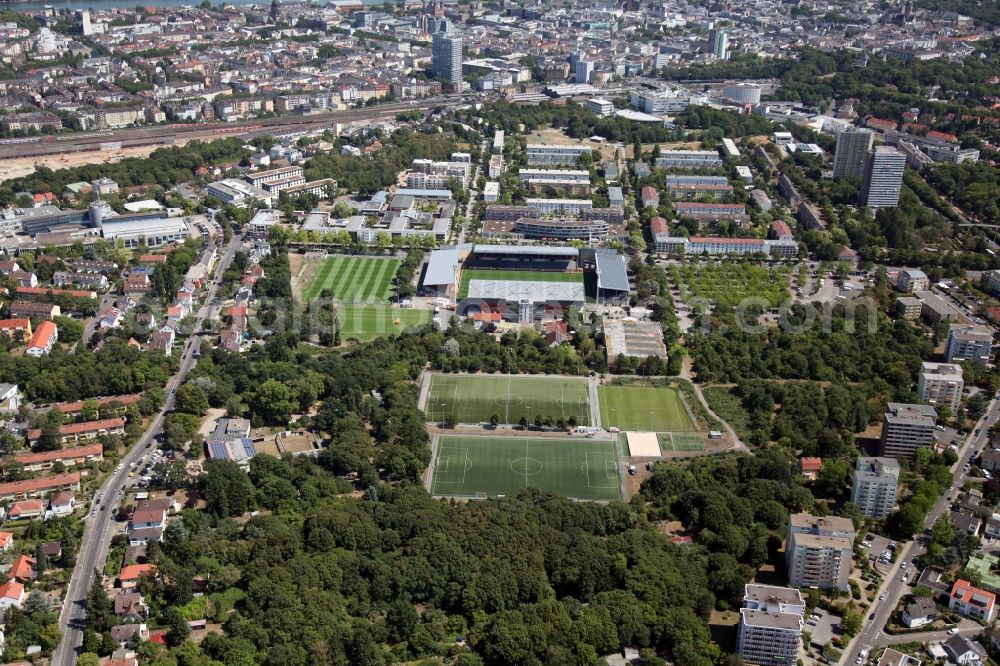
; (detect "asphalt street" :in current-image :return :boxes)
[841,397,1000,665]
[51,236,239,666]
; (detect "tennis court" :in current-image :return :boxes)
[430,435,622,501]
[598,385,696,432]
[426,374,591,426]
[304,255,400,303]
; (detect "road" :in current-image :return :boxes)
[841,397,1000,665]
[0,96,464,160]
[51,236,240,666]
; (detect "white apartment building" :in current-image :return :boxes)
[785,513,854,591]
[880,402,937,459]
[738,584,804,666]
[945,325,994,363]
[918,362,963,412]
[526,144,593,166]
[851,457,899,519]
[525,198,593,215]
[896,269,929,293]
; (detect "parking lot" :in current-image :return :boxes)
[806,607,841,648]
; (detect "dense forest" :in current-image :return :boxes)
[83,448,829,666]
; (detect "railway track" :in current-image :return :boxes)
[0,96,460,160]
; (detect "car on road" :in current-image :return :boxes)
[879,593,886,600]
[949,627,960,635]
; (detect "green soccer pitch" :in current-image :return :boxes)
[598,385,697,432]
[426,374,591,426]
[430,435,622,501]
[335,304,432,341]
[304,255,400,303]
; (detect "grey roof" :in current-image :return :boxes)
[423,247,460,286]
[472,244,579,257]
[594,249,629,293]
[467,279,585,303]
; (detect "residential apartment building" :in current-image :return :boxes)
[945,325,993,363]
[26,417,126,446]
[880,403,937,459]
[11,443,104,472]
[949,579,996,622]
[896,269,929,293]
[664,175,733,199]
[917,362,964,412]
[859,146,906,208]
[675,202,749,222]
[25,320,57,357]
[785,513,854,591]
[245,166,304,189]
[832,127,874,179]
[525,144,593,166]
[738,584,804,666]
[653,150,723,169]
[432,33,463,86]
[851,457,899,518]
[0,471,82,501]
[652,236,798,257]
[525,198,593,215]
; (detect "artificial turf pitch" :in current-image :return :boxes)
[426,374,591,426]
[598,385,697,432]
[304,255,400,303]
[431,435,621,501]
[335,305,432,341]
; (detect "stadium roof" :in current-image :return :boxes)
[471,244,579,257]
[423,247,460,286]
[594,249,629,293]
[467,279,585,304]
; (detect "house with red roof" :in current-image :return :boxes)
[0,579,25,608]
[27,418,125,446]
[10,554,35,581]
[25,320,57,357]
[0,531,13,551]
[119,563,156,589]
[798,457,823,481]
[0,471,82,501]
[0,319,32,339]
[950,579,996,621]
[641,186,659,208]
[8,499,45,519]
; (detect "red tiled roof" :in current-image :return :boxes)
[799,456,823,471]
[17,286,96,299]
[650,216,669,234]
[770,220,792,236]
[119,563,156,580]
[0,471,81,497]
[53,393,142,414]
[12,443,103,466]
[26,320,57,351]
[28,417,125,441]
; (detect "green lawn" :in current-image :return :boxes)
[426,374,591,426]
[458,269,584,300]
[431,435,621,501]
[598,385,697,432]
[336,305,432,341]
[305,255,400,303]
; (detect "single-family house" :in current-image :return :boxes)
[114,590,149,620]
[901,597,937,628]
[9,554,35,581]
[8,500,45,519]
[0,580,25,609]
[46,491,75,518]
[949,579,997,622]
[943,635,987,665]
[119,563,156,589]
[798,457,823,481]
[0,531,13,552]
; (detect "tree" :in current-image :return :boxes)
[37,411,65,452]
[174,383,209,416]
[490,414,500,427]
[163,412,200,450]
[200,459,255,517]
[164,606,191,647]
[78,654,101,666]
[841,610,862,637]
[249,379,296,425]
[86,572,114,632]
[816,458,850,496]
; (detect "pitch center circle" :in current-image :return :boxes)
[510,457,542,475]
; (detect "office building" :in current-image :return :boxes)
[832,128,874,179]
[859,146,906,208]
[851,457,899,518]
[880,402,936,459]
[945,325,993,363]
[917,362,963,412]
[785,513,854,591]
[709,28,729,60]
[738,585,804,666]
[432,33,463,87]
[723,84,761,105]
